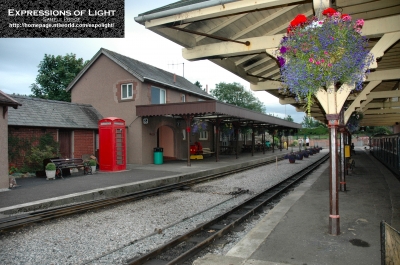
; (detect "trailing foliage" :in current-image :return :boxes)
[8,135,31,163]
[8,133,60,172]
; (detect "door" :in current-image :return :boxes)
[159,126,174,159]
[59,130,71,158]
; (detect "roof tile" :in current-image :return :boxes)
[8,95,103,129]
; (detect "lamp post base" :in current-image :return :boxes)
[329,215,340,235]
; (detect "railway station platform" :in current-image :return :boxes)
[1,147,399,265]
[194,146,400,265]
[0,148,292,214]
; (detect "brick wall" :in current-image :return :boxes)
[8,127,58,168]
[74,130,94,159]
[8,127,95,169]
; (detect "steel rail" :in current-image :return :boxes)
[126,153,329,265]
[0,155,286,232]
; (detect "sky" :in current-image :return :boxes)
[0,1,305,123]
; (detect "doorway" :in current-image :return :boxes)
[58,130,72,158]
[158,126,174,160]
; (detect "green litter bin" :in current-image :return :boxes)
[153,147,163,165]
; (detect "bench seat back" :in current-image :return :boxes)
[51,158,84,168]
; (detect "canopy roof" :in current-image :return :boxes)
[137,100,302,130]
[135,0,400,126]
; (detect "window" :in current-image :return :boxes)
[199,131,208,140]
[151,86,166,104]
[182,95,186,102]
[121,84,133,100]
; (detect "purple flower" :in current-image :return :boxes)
[278,10,373,115]
[277,56,286,67]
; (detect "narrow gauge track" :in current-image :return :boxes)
[0,155,287,232]
[126,154,329,265]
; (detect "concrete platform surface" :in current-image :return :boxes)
[0,150,290,214]
[194,148,400,265]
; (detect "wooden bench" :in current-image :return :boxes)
[50,158,91,179]
[202,148,215,156]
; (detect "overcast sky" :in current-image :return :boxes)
[0,1,305,123]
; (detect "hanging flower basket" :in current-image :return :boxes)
[192,119,208,133]
[222,123,234,136]
[277,8,374,114]
[347,111,363,133]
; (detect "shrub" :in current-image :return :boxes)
[45,162,56,171]
[9,164,18,175]
[26,145,58,172]
[89,159,97,166]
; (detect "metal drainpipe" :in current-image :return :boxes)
[134,0,238,23]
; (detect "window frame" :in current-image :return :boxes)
[121,83,133,100]
[199,131,208,140]
[151,86,166,104]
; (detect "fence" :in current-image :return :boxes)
[381,221,400,265]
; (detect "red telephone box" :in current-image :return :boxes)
[98,117,126,171]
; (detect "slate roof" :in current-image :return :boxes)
[7,95,103,129]
[66,48,214,100]
[0,90,21,108]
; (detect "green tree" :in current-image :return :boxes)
[302,116,325,128]
[211,82,266,113]
[30,53,88,102]
[284,115,294,122]
[365,126,392,136]
[194,81,203,89]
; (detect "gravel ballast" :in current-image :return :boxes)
[0,150,327,264]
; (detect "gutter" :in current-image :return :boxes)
[134,0,238,24]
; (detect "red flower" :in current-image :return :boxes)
[341,14,351,21]
[322,8,336,17]
[290,14,308,27]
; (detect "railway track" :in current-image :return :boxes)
[0,155,287,232]
[124,153,329,265]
